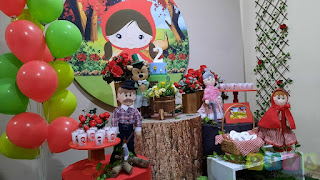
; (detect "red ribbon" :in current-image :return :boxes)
[276,104,290,134]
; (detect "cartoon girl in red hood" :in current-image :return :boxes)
[101,0,157,62]
[258,89,297,151]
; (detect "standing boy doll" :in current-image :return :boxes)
[110,80,142,163]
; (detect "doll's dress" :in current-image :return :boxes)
[258,118,297,147]
[198,85,224,121]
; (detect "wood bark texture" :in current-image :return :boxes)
[135,115,202,180]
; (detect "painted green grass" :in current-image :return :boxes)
[155,29,188,46]
[75,73,183,107]
[75,76,114,106]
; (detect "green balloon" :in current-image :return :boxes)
[0,132,40,159]
[49,61,74,92]
[0,53,23,79]
[43,90,77,123]
[46,20,82,58]
[27,0,63,24]
[0,79,29,115]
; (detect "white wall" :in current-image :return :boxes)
[241,0,320,164]
[0,0,245,179]
[176,0,245,87]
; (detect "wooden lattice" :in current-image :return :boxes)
[254,0,293,119]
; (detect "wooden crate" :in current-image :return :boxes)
[182,93,199,113]
[151,96,175,120]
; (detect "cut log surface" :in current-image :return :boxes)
[135,114,202,180]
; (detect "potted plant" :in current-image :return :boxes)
[174,66,205,113]
[145,81,178,120]
[102,53,133,87]
[102,53,133,105]
[78,108,110,131]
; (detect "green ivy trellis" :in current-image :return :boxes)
[254,0,293,119]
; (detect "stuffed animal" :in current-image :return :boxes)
[258,89,297,152]
[127,54,151,118]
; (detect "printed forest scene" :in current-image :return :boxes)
[59,0,189,106]
[229,107,248,120]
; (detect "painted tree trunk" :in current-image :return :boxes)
[164,0,182,45]
[90,10,98,42]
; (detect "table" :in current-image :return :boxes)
[220,89,257,103]
[70,138,121,162]
[207,147,305,180]
[62,154,152,180]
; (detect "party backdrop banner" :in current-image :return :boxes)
[59,0,189,106]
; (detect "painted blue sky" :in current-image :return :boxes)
[150,1,187,30]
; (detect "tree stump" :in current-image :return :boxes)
[135,114,202,180]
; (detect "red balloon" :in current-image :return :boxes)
[6,112,48,148]
[5,20,46,63]
[0,0,26,18]
[47,117,78,153]
[43,45,54,63]
[17,61,58,103]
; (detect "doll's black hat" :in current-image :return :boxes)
[121,80,137,90]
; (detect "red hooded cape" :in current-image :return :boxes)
[100,0,156,61]
[258,89,296,133]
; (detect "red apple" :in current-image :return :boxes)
[91,114,97,120]
[79,115,84,120]
[84,125,89,131]
[80,116,86,123]
[99,114,105,119]
[89,120,97,127]
[103,112,110,119]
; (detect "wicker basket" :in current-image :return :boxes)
[221,103,255,156]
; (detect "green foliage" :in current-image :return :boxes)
[202,117,218,126]
[164,38,189,73]
[66,41,105,74]
[197,176,208,180]
[254,1,292,119]
[145,81,178,98]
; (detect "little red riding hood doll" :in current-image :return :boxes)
[258,89,298,151]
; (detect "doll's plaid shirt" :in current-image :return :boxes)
[111,105,142,128]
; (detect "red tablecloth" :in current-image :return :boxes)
[62,154,151,180]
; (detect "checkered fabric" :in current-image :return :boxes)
[215,130,265,156]
[257,127,297,147]
[111,106,142,128]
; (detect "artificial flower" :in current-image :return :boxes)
[280,24,287,30]
[111,66,124,77]
[108,60,117,70]
[200,65,207,72]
